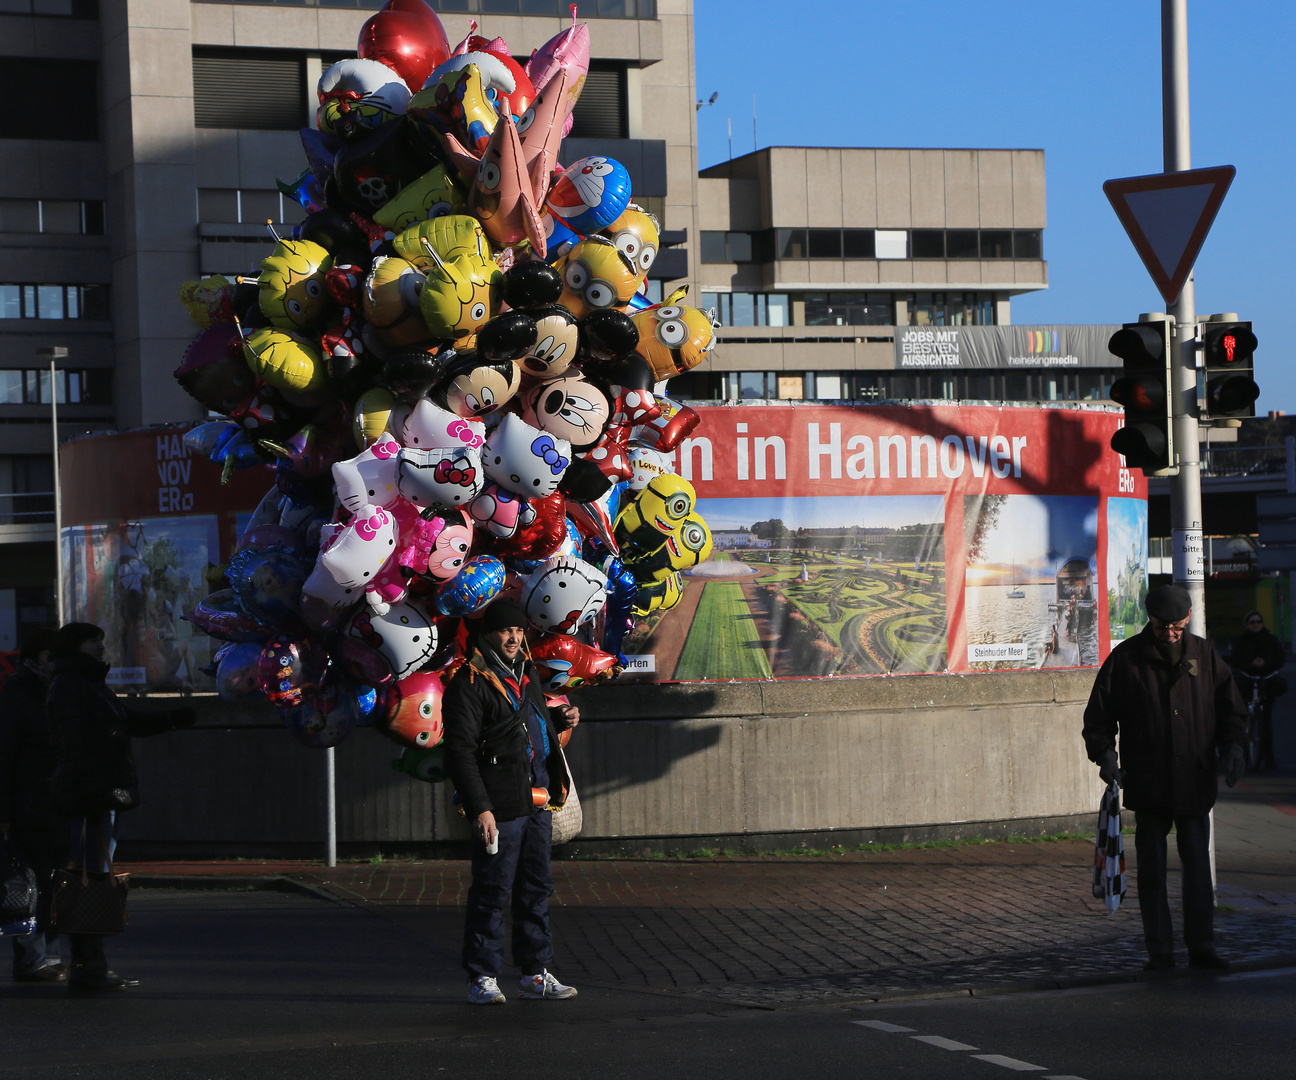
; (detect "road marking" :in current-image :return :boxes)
[851,1020,915,1033]
[912,1035,978,1050]
[1043,1075,1089,1079]
[972,1054,1046,1071]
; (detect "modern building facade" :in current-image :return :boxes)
[0,0,697,645]
[679,146,1123,406]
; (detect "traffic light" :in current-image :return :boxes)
[1108,316,1175,474]
[1200,315,1258,419]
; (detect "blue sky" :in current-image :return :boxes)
[969,495,1098,575]
[694,1,1295,411]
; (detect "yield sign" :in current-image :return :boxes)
[1103,165,1235,305]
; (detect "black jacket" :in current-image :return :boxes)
[442,648,570,823]
[0,668,65,842]
[1229,629,1285,679]
[46,653,191,817]
[1083,625,1246,815]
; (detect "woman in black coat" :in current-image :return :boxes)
[46,623,194,992]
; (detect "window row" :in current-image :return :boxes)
[0,0,97,16]
[0,367,111,406]
[192,0,654,15]
[0,284,109,320]
[193,49,629,137]
[697,291,998,328]
[198,189,308,227]
[0,199,105,236]
[668,370,1117,405]
[700,228,1043,264]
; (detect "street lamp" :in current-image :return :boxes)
[696,90,718,111]
[37,345,67,624]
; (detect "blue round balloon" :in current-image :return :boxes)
[435,555,506,617]
[546,156,632,235]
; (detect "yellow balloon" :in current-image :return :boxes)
[241,327,328,401]
[353,387,396,450]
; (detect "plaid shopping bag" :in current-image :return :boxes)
[1092,780,1126,913]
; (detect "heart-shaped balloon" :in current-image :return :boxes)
[357,0,450,95]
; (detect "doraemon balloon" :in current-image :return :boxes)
[545,155,631,234]
[520,555,607,635]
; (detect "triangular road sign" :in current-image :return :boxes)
[1103,165,1235,305]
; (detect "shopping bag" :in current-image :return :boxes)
[48,868,130,935]
[0,838,38,924]
[1091,780,1126,913]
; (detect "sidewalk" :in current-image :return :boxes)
[119,774,1296,1009]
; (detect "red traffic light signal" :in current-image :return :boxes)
[1200,319,1258,419]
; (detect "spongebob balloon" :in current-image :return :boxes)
[257,239,334,332]
[373,164,468,234]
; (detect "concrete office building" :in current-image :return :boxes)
[0,0,698,646]
[680,146,1125,406]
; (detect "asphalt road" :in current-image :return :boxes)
[4,889,1296,1079]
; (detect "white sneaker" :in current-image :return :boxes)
[467,975,506,1005]
[517,970,577,1000]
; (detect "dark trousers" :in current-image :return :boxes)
[1134,810,1214,959]
[462,810,554,979]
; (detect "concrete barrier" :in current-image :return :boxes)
[123,669,1102,859]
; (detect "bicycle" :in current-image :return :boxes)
[1235,669,1283,772]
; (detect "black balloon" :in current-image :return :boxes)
[298,208,373,271]
[580,308,639,363]
[331,117,440,219]
[583,354,655,393]
[382,348,453,402]
[503,260,563,309]
[558,458,615,502]
[477,310,538,362]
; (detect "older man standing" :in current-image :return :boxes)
[1083,584,1247,971]
[442,596,580,1005]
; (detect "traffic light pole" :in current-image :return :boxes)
[1163,0,1205,637]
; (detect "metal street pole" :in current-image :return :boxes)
[1162,0,1204,634]
[38,346,69,623]
[1162,0,1215,892]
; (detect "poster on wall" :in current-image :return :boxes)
[618,402,1145,682]
[61,516,220,690]
[1107,497,1150,644]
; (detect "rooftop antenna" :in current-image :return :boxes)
[727,116,732,162]
[753,93,757,152]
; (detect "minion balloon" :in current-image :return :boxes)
[613,473,696,559]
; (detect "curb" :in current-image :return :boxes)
[129,874,344,905]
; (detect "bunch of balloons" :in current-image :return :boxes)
[174,0,717,756]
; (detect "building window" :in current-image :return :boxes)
[905,291,995,326]
[980,230,1013,259]
[1014,229,1043,259]
[568,62,627,138]
[0,199,104,236]
[0,284,109,320]
[2,58,97,140]
[807,229,841,259]
[0,368,110,405]
[700,292,789,327]
[875,230,908,259]
[198,188,306,227]
[0,1,97,14]
[946,229,979,259]
[911,230,945,259]
[842,229,875,259]
[699,231,760,264]
[775,228,806,259]
[193,49,305,131]
[804,292,894,327]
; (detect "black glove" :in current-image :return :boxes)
[1223,743,1245,788]
[1097,749,1122,785]
[170,707,197,730]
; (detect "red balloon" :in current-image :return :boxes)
[530,634,622,691]
[357,0,450,94]
[481,492,568,561]
[381,671,445,749]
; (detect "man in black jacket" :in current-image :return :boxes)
[0,629,66,982]
[442,597,579,1005]
[1083,585,1247,972]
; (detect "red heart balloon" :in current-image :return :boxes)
[357,0,451,93]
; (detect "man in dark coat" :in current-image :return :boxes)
[0,629,66,982]
[442,596,579,1006]
[1083,585,1247,971]
[1229,610,1286,770]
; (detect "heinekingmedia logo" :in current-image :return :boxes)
[1008,328,1080,367]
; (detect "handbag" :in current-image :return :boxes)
[1,837,38,924]
[550,747,583,846]
[48,823,129,936]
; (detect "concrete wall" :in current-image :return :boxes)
[123,668,1101,858]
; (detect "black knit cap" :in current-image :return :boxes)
[47,621,105,661]
[1145,584,1191,622]
[476,596,529,634]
